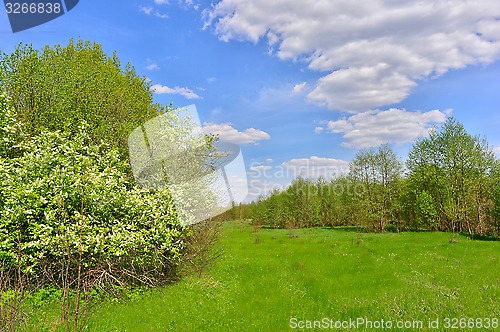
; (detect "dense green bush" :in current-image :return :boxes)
[1,92,186,328]
[0,93,23,159]
[0,122,184,287]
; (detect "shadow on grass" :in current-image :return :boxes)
[320,226,365,232]
[465,233,499,241]
[246,220,500,241]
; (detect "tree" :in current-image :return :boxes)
[349,144,403,231]
[0,39,156,158]
[413,190,438,230]
[407,117,497,234]
[487,162,500,236]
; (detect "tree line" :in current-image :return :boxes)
[221,118,500,237]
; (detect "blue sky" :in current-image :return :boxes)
[1,0,500,200]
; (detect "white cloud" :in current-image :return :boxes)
[292,82,307,95]
[308,65,416,112]
[325,108,448,148]
[493,146,500,158]
[281,156,349,179]
[155,12,169,19]
[250,165,273,172]
[210,107,222,116]
[205,0,500,112]
[146,63,160,70]
[183,0,200,11]
[265,158,273,163]
[139,6,153,15]
[151,84,200,99]
[154,0,169,4]
[139,5,168,19]
[314,127,324,134]
[203,123,271,144]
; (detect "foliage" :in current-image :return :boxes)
[223,119,499,237]
[0,93,23,159]
[128,107,220,225]
[181,220,223,278]
[249,176,359,229]
[348,144,403,231]
[245,145,404,232]
[0,39,157,158]
[413,190,438,230]
[0,39,223,330]
[406,117,497,235]
[0,124,184,289]
[489,165,500,233]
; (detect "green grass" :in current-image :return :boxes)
[29,222,499,331]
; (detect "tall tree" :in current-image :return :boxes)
[349,144,403,231]
[407,117,497,234]
[0,39,157,158]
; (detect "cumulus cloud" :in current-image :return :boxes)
[292,82,307,95]
[154,12,168,19]
[324,108,448,148]
[151,84,200,99]
[203,122,271,144]
[493,146,500,158]
[139,6,153,15]
[308,65,415,112]
[281,156,349,179]
[146,63,160,70]
[139,5,168,19]
[314,127,324,134]
[250,165,273,172]
[204,0,500,112]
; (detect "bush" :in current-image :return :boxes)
[0,124,184,288]
[0,93,23,159]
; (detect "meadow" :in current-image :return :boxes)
[26,221,499,331]
[2,40,499,332]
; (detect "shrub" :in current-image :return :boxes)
[0,124,184,288]
[0,93,23,159]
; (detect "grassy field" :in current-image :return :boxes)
[28,221,498,331]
